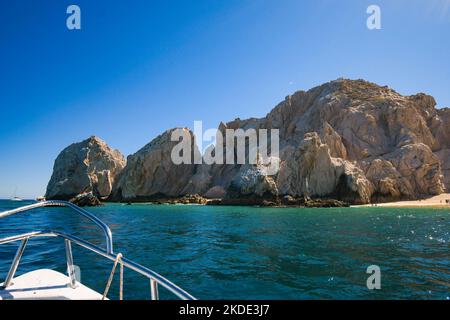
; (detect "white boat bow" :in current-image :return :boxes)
[0,201,196,300]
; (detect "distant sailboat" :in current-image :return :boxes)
[10,188,23,202]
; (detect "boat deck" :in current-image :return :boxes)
[0,269,105,300]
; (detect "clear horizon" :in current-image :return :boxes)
[1,0,450,198]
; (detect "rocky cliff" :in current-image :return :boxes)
[46,79,449,205]
[110,128,201,201]
[180,79,447,204]
[435,108,450,190]
[45,136,126,200]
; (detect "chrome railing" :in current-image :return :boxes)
[0,201,114,254]
[0,202,196,300]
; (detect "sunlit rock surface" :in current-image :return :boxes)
[47,79,449,205]
[45,136,125,200]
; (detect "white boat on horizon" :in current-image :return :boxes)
[0,201,196,300]
[10,188,23,202]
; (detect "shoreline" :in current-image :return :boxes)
[352,193,450,209]
[105,193,450,209]
[5,193,450,209]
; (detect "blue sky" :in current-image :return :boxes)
[0,0,449,198]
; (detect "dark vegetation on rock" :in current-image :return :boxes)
[69,192,102,207]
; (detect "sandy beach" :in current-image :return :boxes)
[353,193,450,208]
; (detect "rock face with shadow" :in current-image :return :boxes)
[195,79,447,204]
[434,108,450,190]
[109,128,201,202]
[45,136,125,201]
[47,79,449,205]
[69,192,102,207]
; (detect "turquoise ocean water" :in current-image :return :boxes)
[0,200,449,300]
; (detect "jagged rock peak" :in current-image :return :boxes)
[45,136,126,200]
[110,128,201,201]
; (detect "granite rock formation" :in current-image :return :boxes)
[47,79,449,205]
[45,136,125,200]
[69,192,102,207]
[110,128,201,201]
[188,79,448,204]
[434,108,450,190]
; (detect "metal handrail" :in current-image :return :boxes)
[0,231,196,300]
[0,202,196,300]
[0,201,113,254]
